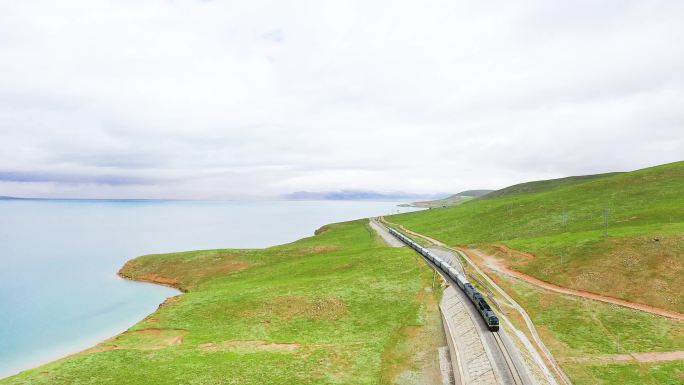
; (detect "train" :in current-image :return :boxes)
[388,227,500,331]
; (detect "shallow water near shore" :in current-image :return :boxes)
[0,199,415,378]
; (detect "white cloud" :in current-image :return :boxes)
[0,0,682,198]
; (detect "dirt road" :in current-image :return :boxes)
[560,350,684,363]
[464,248,684,321]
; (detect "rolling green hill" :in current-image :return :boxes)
[482,173,621,198]
[406,189,493,208]
[2,220,442,385]
[388,161,684,313]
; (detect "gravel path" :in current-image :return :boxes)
[368,218,404,247]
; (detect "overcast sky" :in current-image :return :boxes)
[1,1,682,199]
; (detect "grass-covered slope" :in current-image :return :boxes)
[407,189,492,208]
[389,161,684,312]
[491,272,683,385]
[3,220,442,385]
[483,173,621,198]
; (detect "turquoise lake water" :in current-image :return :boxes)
[0,199,415,378]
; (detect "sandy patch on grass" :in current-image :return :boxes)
[79,345,119,355]
[112,328,187,350]
[242,295,348,320]
[275,295,347,319]
[286,245,340,256]
[489,244,535,265]
[64,328,187,361]
[198,340,300,353]
[136,272,180,287]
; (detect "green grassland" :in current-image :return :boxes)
[2,220,443,385]
[504,278,683,356]
[388,161,684,312]
[492,272,684,385]
[563,361,684,385]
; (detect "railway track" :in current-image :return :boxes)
[402,245,525,384]
[492,331,524,385]
[380,217,569,385]
[431,256,528,385]
[382,222,531,385]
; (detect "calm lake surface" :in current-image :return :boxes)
[0,199,416,378]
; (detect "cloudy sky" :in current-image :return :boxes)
[1,1,682,199]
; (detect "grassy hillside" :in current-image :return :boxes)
[388,161,684,312]
[489,270,683,385]
[2,220,443,385]
[483,173,621,198]
[407,189,492,208]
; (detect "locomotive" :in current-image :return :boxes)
[388,227,500,331]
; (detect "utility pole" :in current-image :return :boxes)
[432,270,436,290]
[562,207,567,227]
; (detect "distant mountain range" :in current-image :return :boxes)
[281,190,450,201]
[1,191,460,202]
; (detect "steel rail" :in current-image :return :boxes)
[493,331,524,385]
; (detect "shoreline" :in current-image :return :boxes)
[1,217,445,384]
[117,261,189,293]
[0,201,408,380]
[0,277,180,380]
[2,221,351,379]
